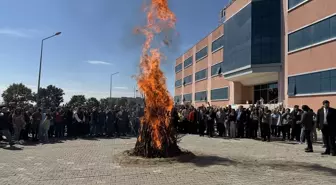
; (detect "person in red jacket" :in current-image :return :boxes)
[188,108,195,134]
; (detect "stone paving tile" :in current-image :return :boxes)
[0,135,336,185]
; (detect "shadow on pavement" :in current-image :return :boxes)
[0,144,23,150]
[21,139,64,146]
[176,153,237,167]
[251,160,336,177]
[188,155,238,167]
[175,152,336,176]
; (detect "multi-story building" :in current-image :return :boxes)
[174,0,336,111]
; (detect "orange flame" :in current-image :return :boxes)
[136,0,176,149]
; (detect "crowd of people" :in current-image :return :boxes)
[0,105,143,145]
[171,100,336,156]
[1,99,335,156]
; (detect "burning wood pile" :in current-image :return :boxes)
[128,0,182,158]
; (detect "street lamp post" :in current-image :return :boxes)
[36,32,61,106]
[109,72,119,100]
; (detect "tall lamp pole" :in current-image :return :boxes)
[110,72,119,100]
[36,32,62,106]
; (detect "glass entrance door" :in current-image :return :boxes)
[254,82,278,104]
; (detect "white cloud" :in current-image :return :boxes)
[86,60,112,65]
[0,28,40,38]
[114,86,128,90]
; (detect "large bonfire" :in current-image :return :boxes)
[131,0,181,158]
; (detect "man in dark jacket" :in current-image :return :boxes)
[291,105,301,141]
[316,100,336,156]
[98,109,106,136]
[31,108,42,141]
[298,105,314,153]
[90,107,99,137]
[236,106,247,138]
[106,109,116,137]
[0,107,14,146]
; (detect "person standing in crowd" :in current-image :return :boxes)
[12,108,26,144]
[106,108,116,137]
[317,100,336,156]
[31,108,42,141]
[90,107,99,137]
[55,108,64,138]
[260,107,271,142]
[97,109,106,136]
[291,105,301,142]
[198,106,206,137]
[250,108,259,139]
[245,107,252,138]
[281,108,292,141]
[188,107,196,134]
[41,110,52,143]
[276,108,285,137]
[113,106,120,137]
[224,106,231,137]
[117,106,128,136]
[236,106,246,138]
[48,108,55,139]
[271,109,278,137]
[171,107,179,131]
[310,109,318,143]
[74,107,85,138]
[181,107,189,134]
[228,109,236,138]
[0,107,14,146]
[83,108,91,136]
[297,105,314,153]
[216,108,225,137]
[206,107,216,137]
[65,107,73,138]
[22,108,32,141]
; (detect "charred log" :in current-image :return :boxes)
[129,112,182,158]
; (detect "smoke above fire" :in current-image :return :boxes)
[135,0,176,149]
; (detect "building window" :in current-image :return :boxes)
[196,47,208,61]
[195,68,208,81]
[195,91,207,101]
[288,15,336,52]
[183,93,192,102]
[211,62,224,76]
[183,75,192,86]
[175,63,182,73]
[211,87,229,100]
[288,0,308,10]
[184,56,193,69]
[175,79,182,87]
[287,69,336,96]
[174,95,181,103]
[221,9,226,22]
[212,35,224,52]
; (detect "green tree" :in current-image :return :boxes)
[128,99,137,107]
[1,83,33,106]
[68,95,86,107]
[38,85,64,108]
[86,97,100,108]
[100,97,117,109]
[117,97,128,107]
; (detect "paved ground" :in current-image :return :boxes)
[0,135,335,185]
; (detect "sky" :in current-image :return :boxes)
[0,0,229,103]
